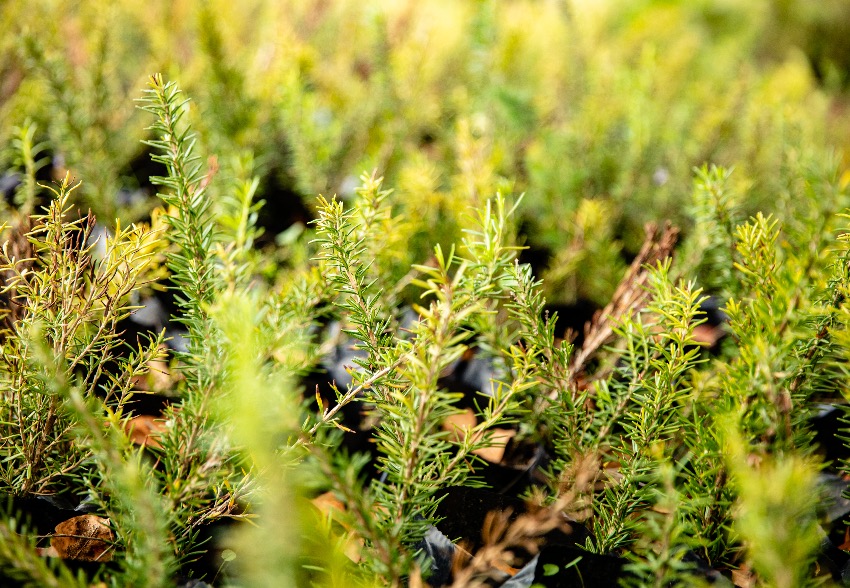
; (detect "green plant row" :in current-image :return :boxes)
[0,72,848,587]
[3,0,849,307]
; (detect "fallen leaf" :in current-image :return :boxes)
[51,515,114,562]
[443,411,517,463]
[692,323,724,347]
[123,414,166,448]
[312,491,346,517]
[310,491,364,563]
[731,565,756,588]
[472,428,516,463]
[442,409,478,441]
[838,527,850,551]
[650,503,675,515]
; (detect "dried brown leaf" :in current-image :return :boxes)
[731,565,756,588]
[51,515,114,562]
[310,491,365,563]
[839,527,850,551]
[312,490,346,517]
[692,323,724,347]
[472,429,516,463]
[442,409,478,441]
[124,414,166,448]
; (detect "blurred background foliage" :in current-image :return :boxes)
[1,0,849,306]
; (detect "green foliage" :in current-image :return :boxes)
[138,73,219,375]
[2,0,844,288]
[678,165,741,297]
[137,74,252,564]
[620,458,702,588]
[541,199,626,306]
[308,187,530,583]
[723,419,821,588]
[0,176,162,496]
[68,388,174,587]
[1,2,850,586]
[8,119,49,217]
[210,290,304,588]
[579,263,707,555]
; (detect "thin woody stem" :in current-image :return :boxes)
[299,356,405,442]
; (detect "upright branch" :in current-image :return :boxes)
[137,73,220,387]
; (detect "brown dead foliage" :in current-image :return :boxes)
[124,414,167,448]
[447,452,599,587]
[49,514,114,562]
[567,221,680,390]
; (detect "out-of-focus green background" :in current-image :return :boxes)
[2,0,849,305]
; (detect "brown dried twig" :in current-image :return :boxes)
[566,222,679,389]
[448,453,599,587]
